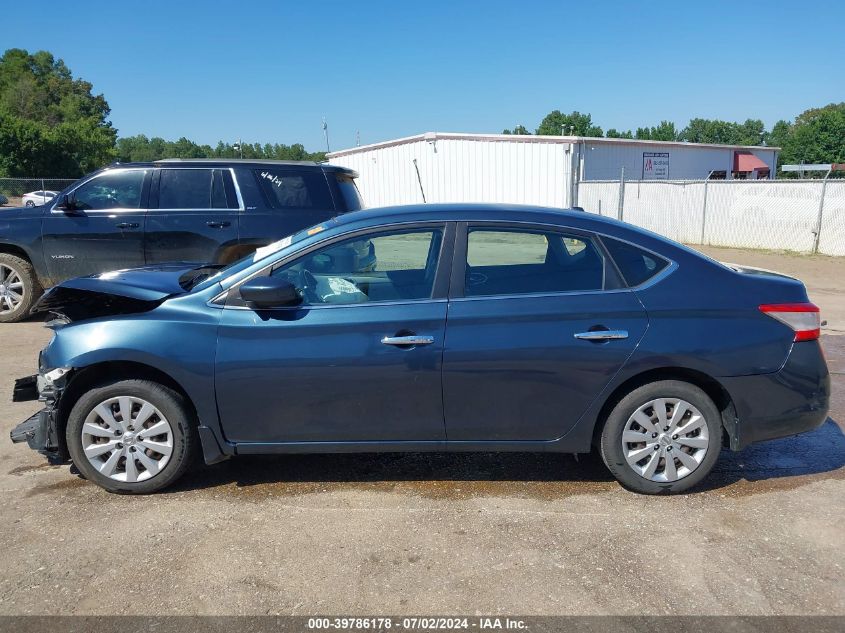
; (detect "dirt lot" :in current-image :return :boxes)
[0,246,842,616]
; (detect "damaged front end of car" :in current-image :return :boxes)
[10,366,73,463]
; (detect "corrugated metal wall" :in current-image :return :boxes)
[330,138,574,208]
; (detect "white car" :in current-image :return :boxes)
[21,190,58,207]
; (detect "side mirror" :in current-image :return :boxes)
[55,194,75,212]
[239,277,302,308]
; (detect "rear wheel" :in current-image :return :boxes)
[0,253,42,323]
[66,379,196,494]
[599,380,722,494]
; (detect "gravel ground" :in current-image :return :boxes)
[0,246,842,616]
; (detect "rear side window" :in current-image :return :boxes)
[158,169,231,209]
[464,229,605,297]
[255,169,333,210]
[603,238,669,286]
[335,174,364,211]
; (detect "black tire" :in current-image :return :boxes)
[0,252,42,323]
[599,380,722,494]
[65,379,197,494]
[25,201,35,207]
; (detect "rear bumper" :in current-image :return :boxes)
[720,340,831,450]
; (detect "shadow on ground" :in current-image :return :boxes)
[165,418,844,499]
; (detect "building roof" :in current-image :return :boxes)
[327,131,779,158]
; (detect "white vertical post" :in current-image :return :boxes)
[812,173,830,254]
[617,167,625,220]
[700,179,710,245]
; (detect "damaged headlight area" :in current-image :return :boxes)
[9,367,73,463]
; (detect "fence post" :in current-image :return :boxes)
[617,167,625,220]
[699,179,709,245]
[812,175,829,254]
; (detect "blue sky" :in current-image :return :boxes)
[3,1,843,152]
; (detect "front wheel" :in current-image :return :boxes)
[66,379,197,494]
[599,380,722,494]
[0,253,42,323]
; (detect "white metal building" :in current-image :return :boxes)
[327,132,778,208]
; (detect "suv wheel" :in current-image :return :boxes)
[599,380,722,494]
[66,379,197,494]
[0,253,42,323]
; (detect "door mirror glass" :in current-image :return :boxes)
[240,277,302,308]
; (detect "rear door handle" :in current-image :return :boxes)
[115,222,140,229]
[381,335,435,346]
[574,330,629,341]
[206,221,231,228]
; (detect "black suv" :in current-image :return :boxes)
[0,159,361,322]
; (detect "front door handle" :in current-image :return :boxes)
[206,221,231,228]
[381,335,435,346]
[115,222,140,229]
[574,330,629,341]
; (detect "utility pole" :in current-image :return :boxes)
[233,138,243,159]
[322,118,331,153]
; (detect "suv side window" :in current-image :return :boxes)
[603,238,669,286]
[159,169,230,209]
[255,169,333,210]
[269,229,443,305]
[70,170,146,210]
[464,228,604,297]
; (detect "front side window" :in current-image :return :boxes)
[158,169,228,209]
[464,228,604,297]
[269,228,443,305]
[71,170,146,210]
[255,169,333,210]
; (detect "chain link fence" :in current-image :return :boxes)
[578,178,845,256]
[0,178,77,207]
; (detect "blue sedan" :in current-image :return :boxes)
[10,204,830,494]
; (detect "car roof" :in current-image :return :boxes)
[337,203,611,229]
[102,159,357,176]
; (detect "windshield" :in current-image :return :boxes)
[189,219,338,291]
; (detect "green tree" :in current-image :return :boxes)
[634,120,678,141]
[606,128,633,139]
[679,118,766,145]
[502,125,531,135]
[776,103,845,170]
[536,110,603,137]
[0,48,116,176]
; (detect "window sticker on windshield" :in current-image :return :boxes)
[253,236,293,261]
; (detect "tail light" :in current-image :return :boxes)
[759,303,820,342]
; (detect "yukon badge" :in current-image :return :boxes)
[51,254,74,259]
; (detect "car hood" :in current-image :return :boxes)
[31,263,210,322]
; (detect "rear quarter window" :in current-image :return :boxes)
[603,238,669,286]
[254,169,333,210]
[334,174,364,211]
